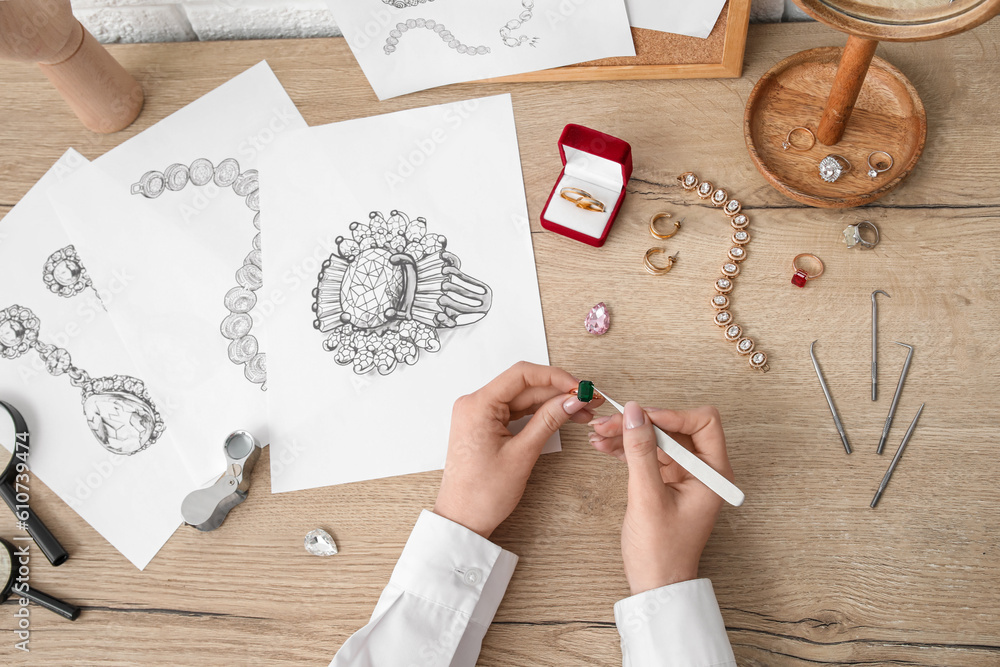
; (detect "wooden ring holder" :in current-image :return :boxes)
[744,0,1000,209]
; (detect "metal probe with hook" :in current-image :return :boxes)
[878,342,914,454]
[810,341,851,454]
[871,290,890,401]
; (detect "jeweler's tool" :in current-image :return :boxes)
[871,290,890,401]
[0,537,79,620]
[593,388,745,507]
[877,342,914,455]
[809,341,851,454]
[871,403,924,509]
[181,430,262,531]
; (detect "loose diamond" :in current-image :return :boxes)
[819,156,845,183]
[304,528,339,556]
[584,302,610,335]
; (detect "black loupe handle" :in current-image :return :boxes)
[14,585,80,621]
[0,483,68,567]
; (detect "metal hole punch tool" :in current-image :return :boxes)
[590,386,745,507]
[877,342,914,454]
[871,403,924,508]
[871,290,890,401]
[181,431,262,532]
[810,341,851,454]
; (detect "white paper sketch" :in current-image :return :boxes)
[0,304,165,455]
[262,93,556,493]
[313,209,492,376]
[130,158,266,389]
[326,0,634,99]
[624,0,727,39]
[2,149,200,570]
[42,245,102,303]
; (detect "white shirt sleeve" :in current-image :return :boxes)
[614,578,737,667]
[330,509,518,667]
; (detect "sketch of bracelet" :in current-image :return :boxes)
[384,18,490,56]
[130,159,266,391]
[312,210,492,376]
[383,0,435,6]
[500,0,538,48]
[42,245,105,307]
[0,305,165,455]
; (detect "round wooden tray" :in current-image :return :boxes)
[744,47,927,209]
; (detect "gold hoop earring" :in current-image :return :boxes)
[649,212,681,240]
[644,248,677,275]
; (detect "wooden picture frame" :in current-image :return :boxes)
[486,0,751,83]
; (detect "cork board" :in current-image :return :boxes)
[485,0,751,83]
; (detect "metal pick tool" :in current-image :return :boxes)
[595,388,745,507]
[871,290,890,401]
[877,342,914,455]
[181,431,262,531]
[871,404,924,508]
[809,341,851,454]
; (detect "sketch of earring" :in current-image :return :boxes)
[649,213,681,239]
[818,154,851,183]
[644,248,677,275]
[0,305,165,455]
[500,0,539,47]
[385,19,490,56]
[131,158,266,390]
[782,126,816,151]
[867,151,893,179]
[42,245,105,309]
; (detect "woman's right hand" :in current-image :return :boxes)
[590,403,734,595]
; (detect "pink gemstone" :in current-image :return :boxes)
[584,302,610,335]
[791,270,808,288]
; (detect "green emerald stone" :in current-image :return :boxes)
[576,380,594,403]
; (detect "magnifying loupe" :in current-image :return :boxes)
[0,401,69,566]
[0,537,79,620]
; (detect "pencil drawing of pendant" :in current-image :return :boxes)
[130,158,266,391]
[0,305,165,455]
[312,210,492,376]
[42,245,104,307]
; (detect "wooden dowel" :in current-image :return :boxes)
[0,0,143,134]
[817,35,879,145]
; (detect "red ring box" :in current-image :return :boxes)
[540,124,633,248]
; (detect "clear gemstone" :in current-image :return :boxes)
[735,231,748,241]
[727,201,739,211]
[685,175,695,185]
[727,326,739,337]
[716,312,730,323]
[84,391,155,455]
[304,528,338,556]
[819,156,843,182]
[584,302,610,335]
[740,340,752,350]
[340,248,405,328]
[0,320,24,347]
[713,296,726,305]
[731,248,744,257]
[843,225,861,248]
[724,263,737,273]
[868,169,878,178]
[718,279,730,288]
[699,183,711,194]
[713,191,725,201]
[752,353,764,364]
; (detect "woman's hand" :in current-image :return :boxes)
[434,362,603,539]
[590,403,733,595]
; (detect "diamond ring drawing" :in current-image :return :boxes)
[312,210,492,376]
[0,305,164,455]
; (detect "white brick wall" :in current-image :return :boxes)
[71,0,806,44]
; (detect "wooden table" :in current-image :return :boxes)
[2,21,999,666]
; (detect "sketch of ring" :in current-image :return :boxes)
[312,210,492,376]
[131,159,267,390]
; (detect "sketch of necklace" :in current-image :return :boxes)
[384,18,490,56]
[0,305,165,455]
[383,0,435,6]
[500,0,538,48]
[130,159,267,391]
[312,210,492,376]
[42,245,105,308]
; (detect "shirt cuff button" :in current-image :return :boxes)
[463,568,483,586]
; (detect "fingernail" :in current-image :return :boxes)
[589,432,605,444]
[563,396,587,414]
[588,415,612,426]
[624,402,645,430]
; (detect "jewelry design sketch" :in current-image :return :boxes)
[384,19,490,56]
[500,0,539,48]
[130,158,266,390]
[42,245,104,307]
[312,210,492,376]
[0,305,165,455]
[383,0,435,6]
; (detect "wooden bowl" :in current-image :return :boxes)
[744,47,926,208]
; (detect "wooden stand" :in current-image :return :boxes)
[744,45,926,208]
[0,0,143,134]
